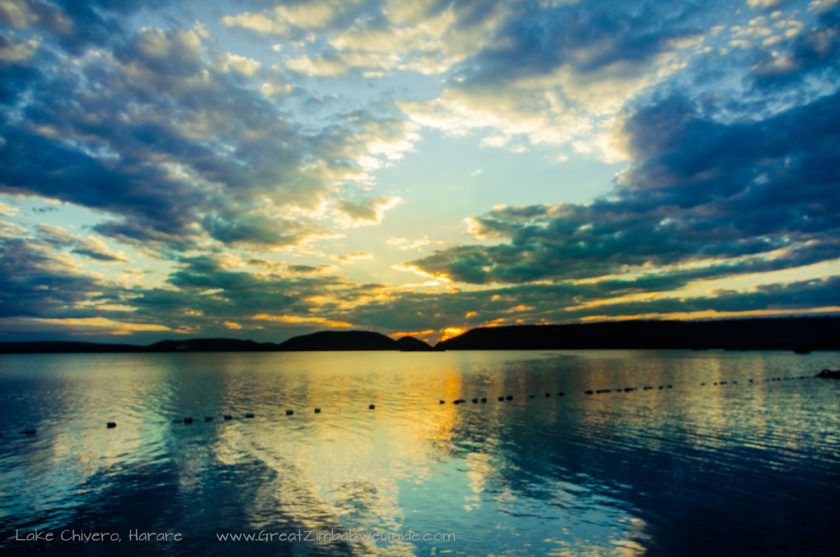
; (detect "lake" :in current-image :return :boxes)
[0,350,838,556]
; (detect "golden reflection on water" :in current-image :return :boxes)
[1,350,838,556]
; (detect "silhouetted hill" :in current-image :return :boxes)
[277,330,399,351]
[436,317,840,351]
[2,317,838,354]
[395,336,433,351]
[0,341,146,354]
[147,338,278,352]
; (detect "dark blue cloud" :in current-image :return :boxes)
[412,87,840,284]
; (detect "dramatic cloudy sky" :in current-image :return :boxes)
[1,0,838,343]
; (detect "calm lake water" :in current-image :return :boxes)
[0,350,838,556]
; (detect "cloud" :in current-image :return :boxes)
[37,224,131,263]
[0,15,423,251]
[398,0,714,159]
[222,1,342,36]
[337,196,402,225]
[409,86,840,285]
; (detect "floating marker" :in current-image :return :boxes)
[720,381,727,385]
[172,418,182,424]
[529,394,535,399]
[205,416,213,422]
[439,400,445,404]
[701,383,706,386]
[22,429,36,435]
[545,393,551,397]
[643,386,653,390]
[223,414,232,420]
[506,395,513,401]
[557,391,565,396]
[480,397,487,403]
[472,398,479,403]
[498,396,505,401]
[369,404,376,410]
[585,390,594,395]
[245,413,255,419]
[666,385,673,389]
[106,422,116,429]
[184,417,193,424]
[624,387,635,392]
[286,409,294,416]
[314,408,321,414]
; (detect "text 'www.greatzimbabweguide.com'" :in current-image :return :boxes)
[215,529,456,543]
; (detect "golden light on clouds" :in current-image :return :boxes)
[252,313,353,328]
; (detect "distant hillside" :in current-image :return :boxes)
[436,317,840,351]
[1,317,837,353]
[147,338,278,352]
[0,341,146,354]
[395,336,435,351]
[277,330,401,351]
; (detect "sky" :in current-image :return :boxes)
[0,0,838,344]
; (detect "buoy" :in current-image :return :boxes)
[472,398,479,403]
[545,393,551,397]
[666,385,673,389]
[748,379,754,383]
[557,391,564,396]
[184,418,193,424]
[529,394,535,399]
[172,418,182,423]
[369,404,376,410]
[314,408,321,414]
[439,400,445,404]
[732,380,738,384]
[643,386,653,390]
[624,387,635,392]
[658,386,664,389]
[205,416,213,422]
[245,413,255,419]
[700,383,706,386]
[286,409,294,416]
[22,429,36,435]
[498,396,505,401]
[223,414,232,420]
[481,397,487,403]
[506,395,513,401]
[106,422,116,429]
[720,381,727,385]
[585,390,594,395]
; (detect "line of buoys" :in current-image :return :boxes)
[11,374,820,439]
